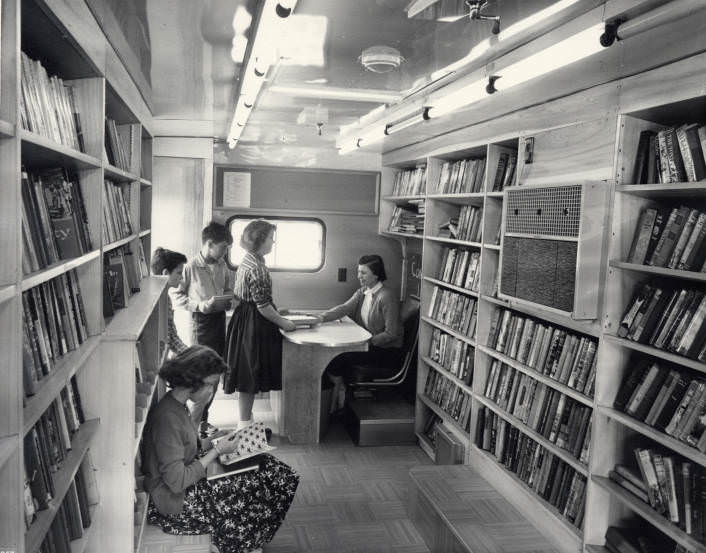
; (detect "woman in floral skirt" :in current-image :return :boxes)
[142,345,298,553]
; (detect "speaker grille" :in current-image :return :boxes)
[505,185,581,238]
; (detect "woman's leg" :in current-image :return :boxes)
[238,391,255,428]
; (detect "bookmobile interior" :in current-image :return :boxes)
[3,0,706,552]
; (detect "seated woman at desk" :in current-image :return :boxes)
[143,345,299,553]
[224,219,297,429]
[318,254,403,413]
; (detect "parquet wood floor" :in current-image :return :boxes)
[140,396,432,553]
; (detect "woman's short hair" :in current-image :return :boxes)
[158,345,227,390]
[358,254,387,281]
[240,219,276,254]
[150,247,187,275]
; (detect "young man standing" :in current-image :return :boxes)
[170,221,234,437]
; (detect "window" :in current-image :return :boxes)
[227,216,325,272]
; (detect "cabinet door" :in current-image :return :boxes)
[517,118,617,186]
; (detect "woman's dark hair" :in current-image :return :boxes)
[358,254,387,282]
[240,219,276,254]
[201,220,233,245]
[150,247,187,275]
[158,345,227,390]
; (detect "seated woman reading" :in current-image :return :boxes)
[318,254,403,413]
[142,345,299,553]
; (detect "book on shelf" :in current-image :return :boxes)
[475,406,587,528]
[22,272,89,394]
[437,247,481,291]
[631,124,706,184]
[427,286,478,338]
[428,328,474,385]
[391,165,427,196]
[626,205,706,271]
[617,281,706,361]
[423,367,472,430]
[20,52,84,152]
[104,118,136,172]
[103,179,134,244]
[486,306,598,397]
[434,157,486,194]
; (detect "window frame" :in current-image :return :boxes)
[225,214,326,273]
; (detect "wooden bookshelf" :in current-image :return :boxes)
[381,230,424,240]
[421,315,476,346]
[421,356,473,395]
[426,192,484,205]
[423,275,479,297]
[425,235,483,248]
[603,334,706,373]
[615,182,706,198]
[418,392,471,440]
[382,194,426,203]
[0,1,159,550]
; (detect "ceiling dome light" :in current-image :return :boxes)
[360,46,404,73]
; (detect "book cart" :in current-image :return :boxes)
[0,1,164,552]
[379,46,706,553]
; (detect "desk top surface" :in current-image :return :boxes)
[280,317,371,347]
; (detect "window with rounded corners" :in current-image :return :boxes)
[226,215,326,272]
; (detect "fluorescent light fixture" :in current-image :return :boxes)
[279,15,327,67]
[358,123,387,147]
[338,138,361,155]
[427,78,487,119]
[232,6,252,34]
[492,22,604,90]
[268,85,401,103]
[231,35,248,63]
[385,107,430,135]
[430,0,583,80]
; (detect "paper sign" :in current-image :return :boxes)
[222,171,251,207]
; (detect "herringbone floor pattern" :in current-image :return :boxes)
[140,396,432,553]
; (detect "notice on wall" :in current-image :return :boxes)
[222,171,251,208]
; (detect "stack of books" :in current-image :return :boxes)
[435,157,486,194]
[21,167,93,274]
[22,271,89,396]
[484,360,593,459]
[104,118,137,172]
[487,308,599,398]
[618,282,706,361]
[20,52,84,151]
[626,206,706,270]
[631,125,706,184]
[476,406,587,528]
[103,246,143,317]
[388,201,424,235]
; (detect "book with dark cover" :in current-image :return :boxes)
[627,207,658,264]
[614,363,649,411]
[605,527,644,553]
[632,130,655,184]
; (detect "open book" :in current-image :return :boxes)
[214,422,276,465]
[206,457,260,481]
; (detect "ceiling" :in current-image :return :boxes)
[149,0,559,164]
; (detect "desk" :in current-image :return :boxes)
[279,318,371,444]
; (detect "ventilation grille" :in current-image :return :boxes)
[504,185,582,238]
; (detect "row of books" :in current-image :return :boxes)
[437,205,483,242]
[22,270,89,396]
[615,359,706,452]
[627,206,706,270]
[423,368,472,432]
[632,126,706,185]
[491,151,518,192]
[428,328,474,385]
[20,52,84,152]
[475,406,587,528]
[103,179,134,244]
[103,245,148,318]
[437,247,481,291]
[613,449,706,540]
[104,118,137,172]
[24,377,85,520]
[388,201,425,235]
[484,361,593,460]
[618,282,706,361]
[487,307,598,397]
[433,157,486,194]
[21,167,93,274]
[427,286,478,338]
[391,165,427,196]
